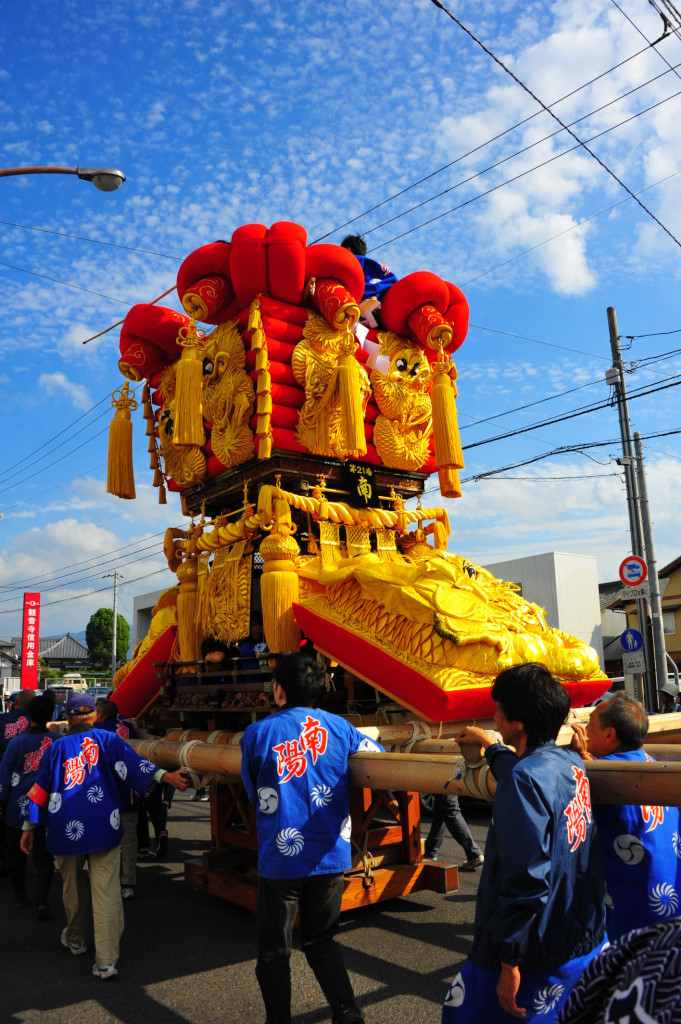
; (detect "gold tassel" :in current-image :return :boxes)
[247,297,261,332]
[148,435,157,453]
[153,467,163,487]
[107,381,138,500]
[251,326,265,350]
[257,392,272,415]
[142,381,150,403]
[177,587,201,662]
[258,433,272,460]
[255,348,268,372]
[146,418,155,437]
[257,484,276,525]
[150,452,158,470]
[143,400,153,419]
[336,329,366,456]
[158,483,167,505]
[174,320,205,447]
[438,466,461,499]
[259,497,301,653]
[256,370,271,395]
[433,520,448,550]
[431,348,464,469]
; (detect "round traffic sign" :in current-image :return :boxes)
[620,628,644,652]
[619,555,648,587]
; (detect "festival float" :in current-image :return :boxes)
[106,219,613,907]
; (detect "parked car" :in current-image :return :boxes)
[86,686,112,703]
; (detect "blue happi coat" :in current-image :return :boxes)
[0,710,30,759]
[241,705,383,879]
[471,742,606,972]
[594,748,681,940]
[26,726,159,855]
[0,728,55,828]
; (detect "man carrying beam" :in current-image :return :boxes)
[442,663,607,1023]
[570,692,681,941]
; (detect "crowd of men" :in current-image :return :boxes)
[1,665,680,1022]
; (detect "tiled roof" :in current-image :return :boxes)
[10,633,89,660]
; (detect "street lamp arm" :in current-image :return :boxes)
[0,165,126,191]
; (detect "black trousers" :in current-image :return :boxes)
[256,872,360,1024]
[5,824,54,905]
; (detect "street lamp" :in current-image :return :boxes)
[0,165,126,191]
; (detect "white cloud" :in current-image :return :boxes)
[38,372,92,410]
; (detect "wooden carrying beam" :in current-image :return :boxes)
[128,738,681,805]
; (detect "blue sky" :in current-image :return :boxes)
[0,0,679,642]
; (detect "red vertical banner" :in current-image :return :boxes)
[21,592,41,689]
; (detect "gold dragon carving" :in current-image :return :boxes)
[201,320,255,469]
[292,313,370,457]
[371,331,433,471]
[157,363,207,487]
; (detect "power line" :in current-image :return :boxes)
[0,567,171,617]
[462,169,681,286]
[428,0,679,251]
[0,533,170,593]
[462,374,681,451]
[363,60,681,238]
[0,220,183,260]
[369,85,681,252]
[312,41,654,242]
[462,428,681,482]
[0,261,132,305]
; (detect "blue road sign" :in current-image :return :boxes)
[621,628,644,653]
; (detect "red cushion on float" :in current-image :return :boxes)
[248,361,297,387]
[244,336,296,364]
[266,221,307,305]
[270,383,305,409]
[118,346,168,382]
[112,626,176,719]
[206,453,230,477]
[380,272,450,336]
[444,281,469,353]
[259,294,311,325]
[305,244,366,303]
[120,303,191,360]
[176,241,234,322]
[230,224,269,306]
[249,405,299,431]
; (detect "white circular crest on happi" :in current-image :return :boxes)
[276,828,304,856]
[65,819,85,842]
[613,833,645,865]
[443,973,465,1008]
[258,787,278,814]
[649,883,679,917]
[532,983,565,1014]
[311,784,332,807]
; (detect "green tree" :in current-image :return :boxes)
[85,608,130,670]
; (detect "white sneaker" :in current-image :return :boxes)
[92,963,118,980]
[121,887,135,900]
[61,927,87,955]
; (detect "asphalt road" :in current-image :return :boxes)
[3,795,492,1024]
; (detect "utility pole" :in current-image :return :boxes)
[634,432,672,695]
[104,570,120,684]
[607,308,655,710]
